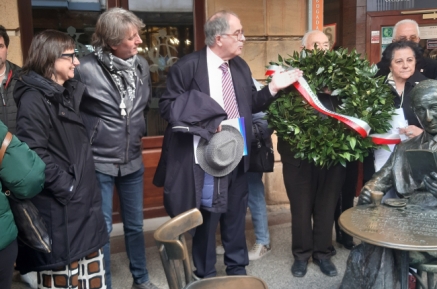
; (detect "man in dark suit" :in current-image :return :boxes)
[156,10,302,278]
[278,30,344,278]
[375,19,437,80]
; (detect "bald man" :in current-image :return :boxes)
[278,30,344,278]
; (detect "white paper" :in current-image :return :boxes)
[374,144,395,172]
[374,108,407,171]
[193,135,200,164]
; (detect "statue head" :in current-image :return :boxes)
[411,79,437,135]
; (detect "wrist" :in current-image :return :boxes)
[268,83,278,96]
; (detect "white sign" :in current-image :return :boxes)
[371,30,380,43]
[420,26,437,40]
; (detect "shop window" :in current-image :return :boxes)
[135,12,194,136]
[33,9,101,48]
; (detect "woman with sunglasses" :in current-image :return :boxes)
[13,30,108,289]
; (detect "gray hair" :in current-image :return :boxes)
[301,30,322,47]
[204,11,238,47]
[393,19,420,39]
[92,7,144,52]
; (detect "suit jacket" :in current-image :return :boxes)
[155,47,273,217]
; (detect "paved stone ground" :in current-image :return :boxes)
[12,210,354,289]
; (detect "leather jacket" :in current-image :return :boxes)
[75,54,151,164]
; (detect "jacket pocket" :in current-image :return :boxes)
[89,118,101,145]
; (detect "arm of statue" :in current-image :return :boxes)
[423,171,437,199]
[357,187,372,205]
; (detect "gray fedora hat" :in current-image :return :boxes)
[196,125,244,177]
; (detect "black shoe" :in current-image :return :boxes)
[328,245,336,256]
[313,258,338,277]
[291,259,308,277]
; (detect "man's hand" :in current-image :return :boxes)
[215,125,222,133]
[357,188,372,205]
[424,172,437,199]
[268,69,303,95]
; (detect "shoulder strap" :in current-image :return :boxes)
[0,132,13,166]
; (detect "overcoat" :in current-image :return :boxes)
[13,71,108,273]
[154,47,274,217]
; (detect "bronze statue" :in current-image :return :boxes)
[341,79,437,288]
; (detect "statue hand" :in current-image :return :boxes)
[357,189,372,205]
[424,172,437,199]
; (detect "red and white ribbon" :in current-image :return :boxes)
[266,65,401,145]
[370,133,401,145]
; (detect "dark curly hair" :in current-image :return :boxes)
[379,41,422,72]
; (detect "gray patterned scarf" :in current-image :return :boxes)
[95,47,138,116]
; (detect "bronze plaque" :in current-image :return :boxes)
[339,204,437,251]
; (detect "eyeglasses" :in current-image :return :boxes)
[396,35,418,42]
[222,29,245,41]
[60,52,77,63]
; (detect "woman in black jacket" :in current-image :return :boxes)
[13,30,108,288]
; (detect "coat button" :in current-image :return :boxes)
[61,112,65,115]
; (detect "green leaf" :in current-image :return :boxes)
[349,137,356,150]
[331,89,342,96]
[316,67,325,75]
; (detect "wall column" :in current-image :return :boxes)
[1,0,23,66]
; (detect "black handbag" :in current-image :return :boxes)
[1,132,51,253]
[249,124,274,173]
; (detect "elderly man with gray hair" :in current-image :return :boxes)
[277,29,350,278]
[75,8,158,289]
[155,10,301,279]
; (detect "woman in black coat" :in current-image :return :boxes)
[362,41,428,182]
[13,30,108,288]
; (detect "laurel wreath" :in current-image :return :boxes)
[267,47,395,167]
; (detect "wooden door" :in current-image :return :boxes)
[366,11,437,65]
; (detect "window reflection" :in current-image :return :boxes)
[137,20,194,136]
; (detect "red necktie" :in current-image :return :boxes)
[220,63,240,119]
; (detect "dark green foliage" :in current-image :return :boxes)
[267,47,394,168]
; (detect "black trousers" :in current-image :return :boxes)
[282,157,346,261]
[334,161,359,243]
[192,165,249,278]
[0,239,18,289]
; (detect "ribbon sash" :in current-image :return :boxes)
[266,65,400,145]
